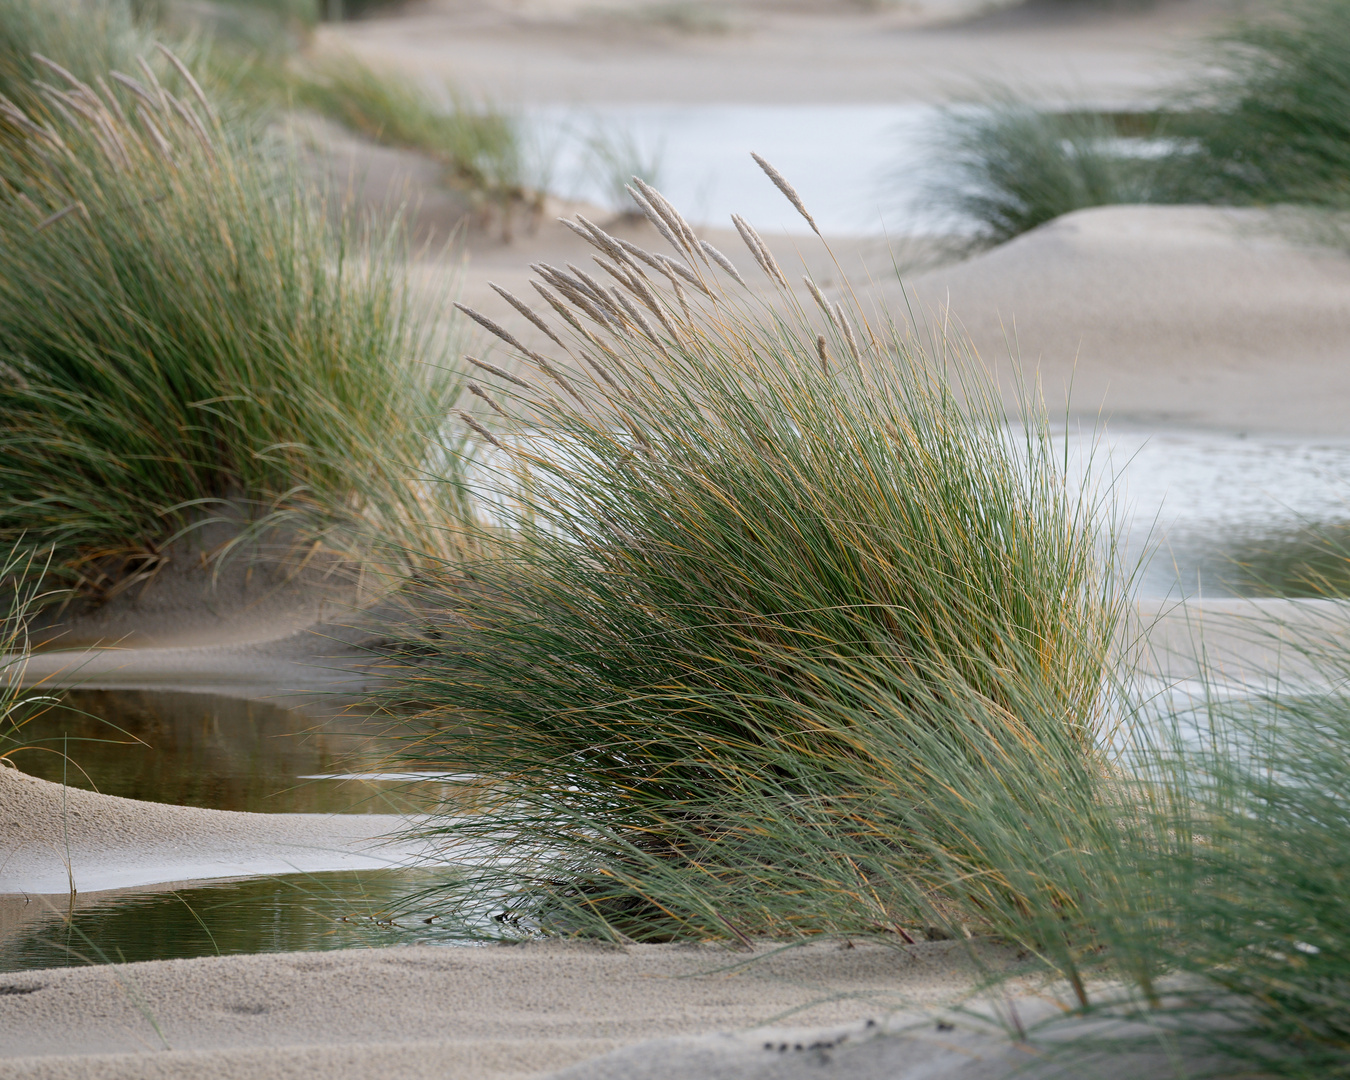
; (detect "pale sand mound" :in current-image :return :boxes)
[0,938,1068,1080]
[0,767,435,894]
[894,206,1350,436]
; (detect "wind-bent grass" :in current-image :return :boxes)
[0,0,155,108]
[0,51,472,591]
[381,171,1126,947]
[0,547,63,767]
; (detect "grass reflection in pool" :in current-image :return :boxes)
[0,869,459,973]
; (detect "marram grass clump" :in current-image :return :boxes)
[0,49,470,591]
[383,165,1127,950]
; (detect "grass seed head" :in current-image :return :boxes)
[751,151,820,235]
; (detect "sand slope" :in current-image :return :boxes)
[893,206,1350,435]
[0,767,435,895]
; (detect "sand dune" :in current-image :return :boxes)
[0,767,436,895]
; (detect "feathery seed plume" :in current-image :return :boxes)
[31,54,92,96]
[167,93,214,161]
[669,274,691,321]
[489,283,567,350]
[615,236,665,272]
[804,276,837,325]
[751,152,819,235]
[531,280,591,337]
[135,56,170,113]
[611,288,662,345]
[156,44,215,123]
[532,355,585,404]
[0,97,58,145]
[110,71,160,113]
[635,178,703,259]
[466,355,533,390]
[575,215,634,266]
[626,184,684,255]
[592,255,639,294]
[817,335,829,374]
[35,202,86,231]
[580,352,628,398]
[456,410,502,448]
[700,241,746,287]
[835,302,861,362]
[135,104,173,160]
[455,303,532,356]
[619,267,678,337]
[731,214,789,289]
[539,269,624,332]
[658,255,711,296]
[95,77,127,126]
[467,381,511,418]
[568,263,625,314]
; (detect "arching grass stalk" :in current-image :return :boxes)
[0,48,474,591]
[381,168,1128,951]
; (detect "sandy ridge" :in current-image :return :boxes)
[0,767,438,895]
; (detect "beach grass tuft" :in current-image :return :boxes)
[381,171,1127,949]
[0,44,471,591]
[920,0,1350,243]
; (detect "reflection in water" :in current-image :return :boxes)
[0,870,455,973]
[0,690,442,814]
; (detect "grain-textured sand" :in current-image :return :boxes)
[0,938,1192,1080]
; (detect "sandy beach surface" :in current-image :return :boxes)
[6,1,1349,1076]
[0,937,1196,1080]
